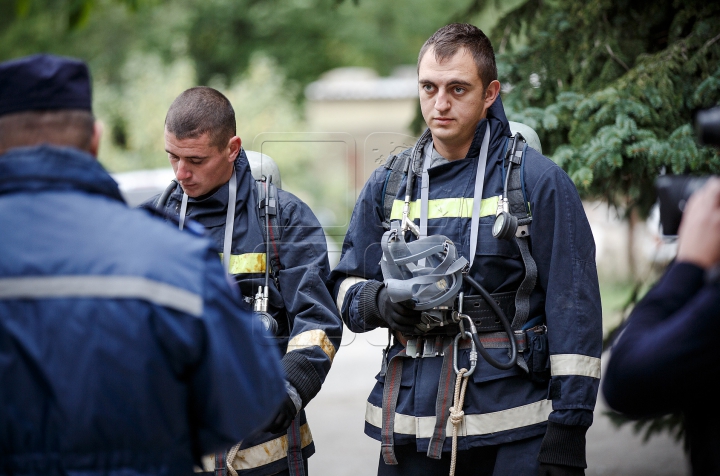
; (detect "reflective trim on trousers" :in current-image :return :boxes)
[389,197,499,221]
[335,276,367,313]
[365,399,552,438]
[218,253,267,274]
[550,354,601,379]
[287,329,337,362]
[0,275,202,316]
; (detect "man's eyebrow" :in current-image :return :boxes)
[419,78,474,87]
[164,150,207,160]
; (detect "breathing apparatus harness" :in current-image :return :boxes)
[376,124,541,470]
[380,124,539,373]
[155,166,282,336]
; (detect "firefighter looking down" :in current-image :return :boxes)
[142,86,342,476]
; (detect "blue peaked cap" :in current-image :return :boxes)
[0,54,92,117]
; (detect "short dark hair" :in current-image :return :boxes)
[418,23,497,89]
[165,86,236,150]
[0,110,94,153]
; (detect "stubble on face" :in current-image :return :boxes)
[164,129,235,198]
[418,47,488,160]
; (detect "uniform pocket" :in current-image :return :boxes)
[466,347,524,384]
[524,326,550,384]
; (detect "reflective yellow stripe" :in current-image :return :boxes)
[336,276,367,312]
[550,354,601,379]
[212,423,312,471]
[287,329,337,362]
[365,399,552,437]
[218,253,266,274]
[389,196,499,221]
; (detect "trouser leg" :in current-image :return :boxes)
[377,444,496,476]
[491,434,543,476]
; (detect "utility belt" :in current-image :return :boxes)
[410,291,515,335]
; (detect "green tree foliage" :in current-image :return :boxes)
[491,0,720,217]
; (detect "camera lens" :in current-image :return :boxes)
[696,107,720,146]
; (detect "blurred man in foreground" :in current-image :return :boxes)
[0,54,285,475]
[603,177,720,476]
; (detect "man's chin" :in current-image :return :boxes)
[180,184,201,198]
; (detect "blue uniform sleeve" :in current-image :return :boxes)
[602,262,716,416]
[528,161,602,428]
[274,192,343,407]
[187,247,286,458]
[328,167,389,333]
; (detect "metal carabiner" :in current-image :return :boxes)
[453,329,477,377]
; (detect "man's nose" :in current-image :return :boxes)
[435,88,450,113]
[175,160,192,181]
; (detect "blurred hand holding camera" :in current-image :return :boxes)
[677,177,720,269]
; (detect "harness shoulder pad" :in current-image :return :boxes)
[255,180,283,275]
[504,134,531,220]
[381,150,411,230]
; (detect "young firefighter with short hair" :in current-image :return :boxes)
[143,87,342,476]
[329,24,602,476]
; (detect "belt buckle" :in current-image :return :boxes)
[406,337,421,358]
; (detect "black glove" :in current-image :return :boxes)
[538,463,584,476]
[376,286,422,334]
[263,393,297,434]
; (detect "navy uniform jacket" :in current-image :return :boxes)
[329,99,602,462]
[0,145,285,476]
[144,150,342,475]
[603,262,720,475]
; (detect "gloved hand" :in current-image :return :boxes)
[376,286,422,334]
[263,393,298,434]
[538,463,585,476]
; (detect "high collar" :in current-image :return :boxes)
[170,148,254,223]
[0,145,124,202]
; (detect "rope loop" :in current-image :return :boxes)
[449,368,470,476]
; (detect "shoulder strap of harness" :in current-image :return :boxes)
[381,150,411,230]
[503,134,538,335]
[256,179,282,284]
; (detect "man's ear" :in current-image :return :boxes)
[228,135,242,162]
[89,120,103,158]
[483,80,501,110]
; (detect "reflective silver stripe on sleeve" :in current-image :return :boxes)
[550,354,601,379]
[365,399,552,437]
[335,276,367,312]
[0,276,203,317]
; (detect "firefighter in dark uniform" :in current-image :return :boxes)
[142,87,342,476]
[0,54,286,476]
[329,24,602,475]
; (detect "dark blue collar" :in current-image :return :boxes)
[0,145,124,203]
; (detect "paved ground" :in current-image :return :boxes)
[305,329,689,476]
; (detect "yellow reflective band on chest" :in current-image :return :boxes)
[217,253,266,274]
[287,329,337,362]
[389,196,499,221]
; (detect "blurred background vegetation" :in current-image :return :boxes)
[2,0,719,446]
